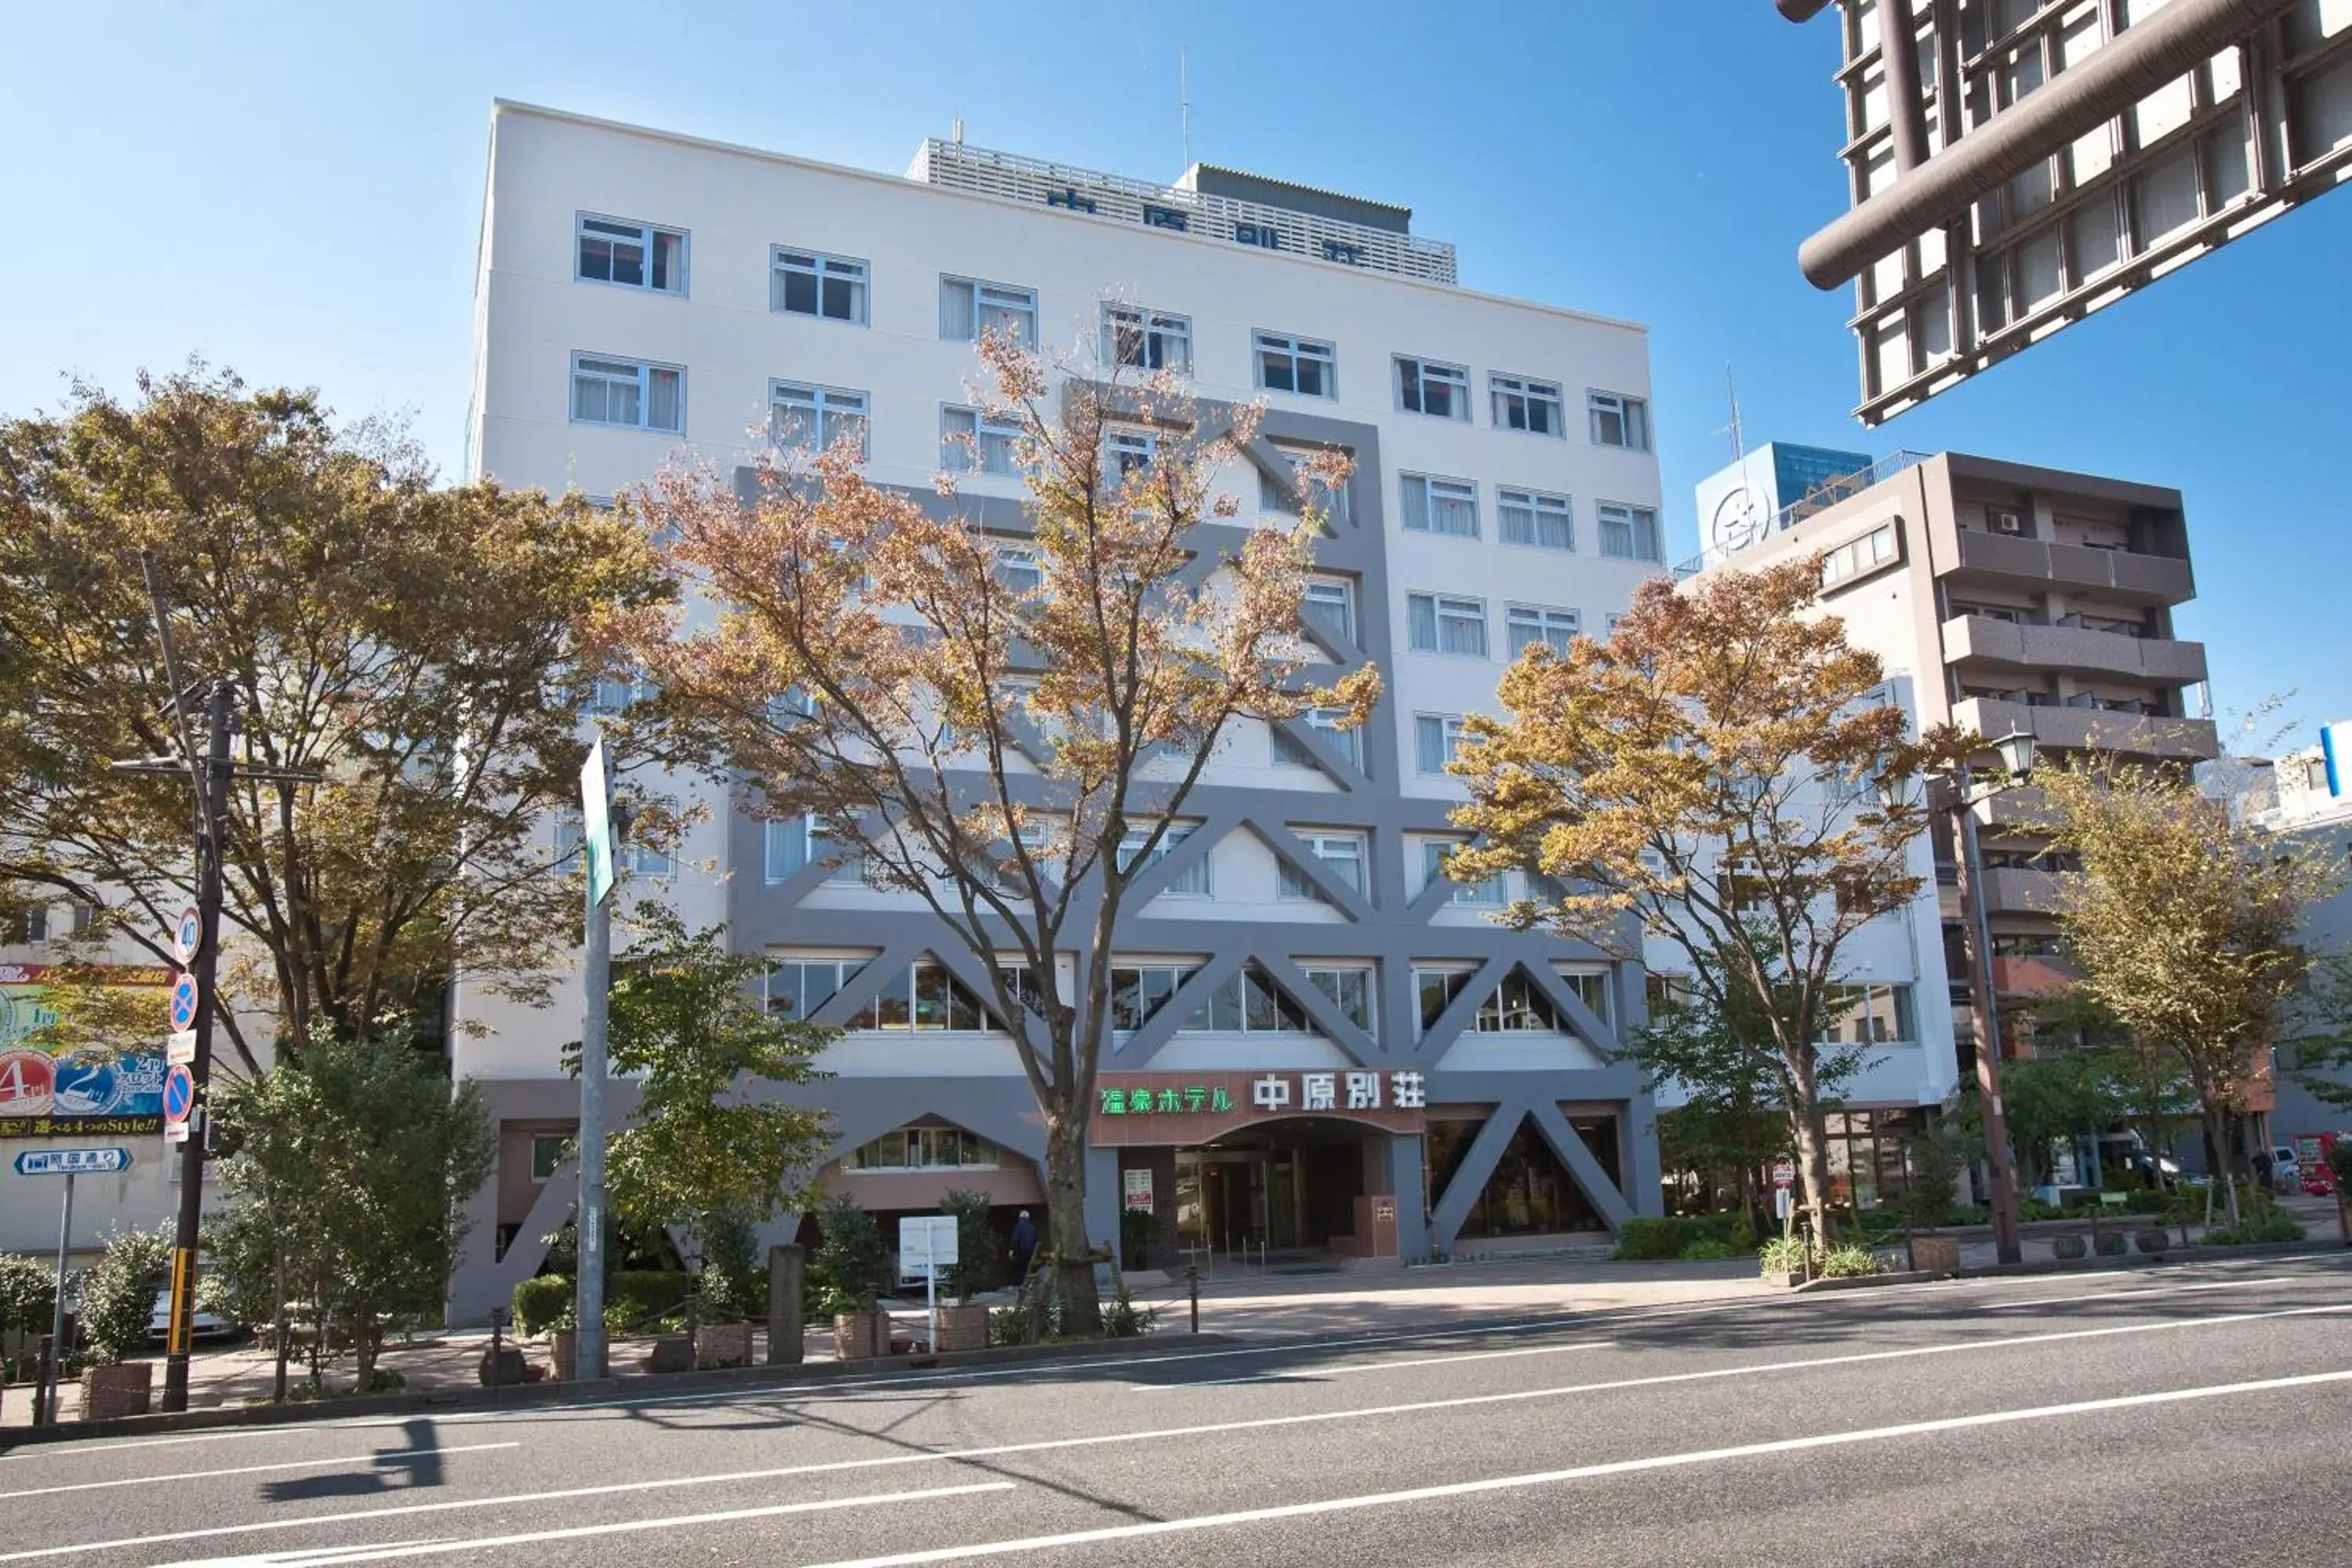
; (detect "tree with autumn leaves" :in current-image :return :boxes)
[605,336,1375,1330]
[1448,561,1969,1246]
[0,368,668,1072]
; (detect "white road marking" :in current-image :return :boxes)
[7,1256,2336,1462]
[0,1443,517,1501]
[786,1366,2352,1567]
[1128,1338,1618,1390]
[151,1482,1014,1567]
[1983,1275,2293,1312]
[9,1300,2346,1564]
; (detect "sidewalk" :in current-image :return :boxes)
[8,1192,2337,1427]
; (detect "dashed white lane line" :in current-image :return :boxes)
[786,1367,2352,1568]
[0,1443,517,1501]
[9,1300,2347,1563]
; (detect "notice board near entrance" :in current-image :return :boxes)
[1091,1069,1428,1148]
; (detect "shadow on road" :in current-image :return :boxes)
[257,1415,447,1504]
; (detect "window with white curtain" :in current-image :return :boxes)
[1598,501,1662,562]
[941,406,1024,475]
[1490,373,1565,436]
[1278,831,1366,902]
[1273,707,1362,770]
[771,383,869,459]
[1422,840,1504,905]
[938,276,1038,346]
[1117,823,1209,896]
[1498,487,1574,550]
[1588,390,1651,450]
[1102,304,1192,372]
[1303,578,1356,645]
[570,354,684,433]
[1507,604,1580,657]
[1414,713,1466,774]
[1400,474,1478,537]
[1407,593,1488,657]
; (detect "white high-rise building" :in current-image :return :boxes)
[452,101,1670,1317]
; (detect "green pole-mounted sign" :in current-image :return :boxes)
[580,738,615,908]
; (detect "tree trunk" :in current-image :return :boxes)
[2207,1106,2241,1227]
[1785,1049,1835,1250]
[1043,1106,1102,1337]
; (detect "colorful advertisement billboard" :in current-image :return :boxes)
[0,963,171,1138]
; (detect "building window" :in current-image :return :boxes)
[1396,357,1469,419]
[1105,428,1157,481]
[846,1127,1001,1171]
[1102,304,1192,372]
[586,673,655,717]
[1303,578,1356,645]
[1818,983,1918,1044]
[1507,604,1580,658]
[575,215,685,294]
[1588,390,1651,450]
[942,407,1025,476]
[1278,830,1366,901]
[1260,443,1351,524]
[1182,966,1316,1033]
[1304,966,1375,1031]
[1400,474,1479,537]
[1597,502,1662,562]
[1476,971,1566,1033]
[2,903,49,944]
[766,815,864,884]
[1558,967,1612,1026]
[625,796,676,878]
[530,1134,568,1181]
[1109,962,1197,1031]
[1272,706,1363,770]
[1117,823,1209,896]
[1498,488,1574,551]
[1407,593,1488,657]
[1423,840,1504,905]
[1820,524,1899,587]
[570,354,684,433]
[771,383,869,459]
[1254,332,1335,397]
[849,959,1005,1031]
[764,955,866,1018]
[1414,713,1466,775]
[1414,967,1475,1032]
[771,246,868,323]
[938,276,1037,346]
[1491,374,1565,436]
[994,546,1042,594]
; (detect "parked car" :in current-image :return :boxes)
[148,1290,240,1342]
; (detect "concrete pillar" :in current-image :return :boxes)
[448,1138,507,1327]
[1624,1094,1665,1219]
[1380,1131,1431,1260]
[767,1244,805,1364]
[1083,1143,1121,1291]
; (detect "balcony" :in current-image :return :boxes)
[1941,615,2208,688]
[1969,784,2054,833]
[1980,866,2064,916]
[1992,953,2079,996]
[1947,530,2194,606]
[1951,696,2220,763]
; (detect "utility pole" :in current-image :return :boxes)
[1952,797,2024,1267]
[574,739,618,1382]
[160,677,233,1411]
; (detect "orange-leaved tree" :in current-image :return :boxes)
[1447,561,1967,1246]
[602,335,1377,1330]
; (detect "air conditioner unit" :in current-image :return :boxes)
[1990,508,2024,535]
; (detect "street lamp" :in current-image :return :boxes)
[1880,731,2035,1268]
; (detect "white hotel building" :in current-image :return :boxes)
[449,100,1679,1318]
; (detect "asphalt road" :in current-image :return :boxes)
[5,1254,2351,1566]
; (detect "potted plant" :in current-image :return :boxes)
[1895,1124,1966,1275]
[2051,1234,2088,1261]
[76,1225,170,1421]
[814,1194,891,1359]
[933,1191,996,1352]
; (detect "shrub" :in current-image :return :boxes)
[1101,1283,1160,1338]
[695,1207,763,1323]
[2203,1210,2305,1246]
[1816,1245,1882,1279]
[939,1189,997,1304]
[1681,1240,1735,1261]
[1758,1236,1809,1276]
[811,1193,888,1313]
[0,1251,55,1338]
[510,1275,572,1337]
[2093,1232,2128,1257]
[78,1225,171,1366]
[1617,1214,1737,1261]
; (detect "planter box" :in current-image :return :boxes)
[1906,1234,1962,1274]
[2135,1229,2170,1254]
[695,1321,753,1370]
[935,1305,989,1353]
[641,1335,694,1375]
[2051,1235,2088,1261]
[78,1361,153,1421]
[834,1309,890,1360]
[2093,1232,2129,1257]
[550,1328,577,1381]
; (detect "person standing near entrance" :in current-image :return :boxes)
[1009,1210,1038,1283]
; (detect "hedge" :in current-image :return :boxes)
[509,1270,699,1336]
[1613,1214,1740,1261]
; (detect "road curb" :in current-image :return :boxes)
[1791,1239,2347,1294]
[0,1330,1246,1450]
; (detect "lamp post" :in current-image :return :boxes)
[1885,730,2033,1268]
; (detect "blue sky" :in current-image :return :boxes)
[5,1,2346,744]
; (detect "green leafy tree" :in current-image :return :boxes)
[77,1225,170,1367]
[2284,953,2352,1117]
[209,1029,495,1386]
[0,367,668,1069]
[2037,760,2340,1224]
[1893,1120,1970,1232]
[811,1192,889,1315]
[563,909,833,1286]
[939,1189,998,1305]
[0,1250,58,1352]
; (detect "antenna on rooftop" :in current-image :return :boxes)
[952,117,964,144]
[1181,49,1193,170]
[1722,365,1746,461]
